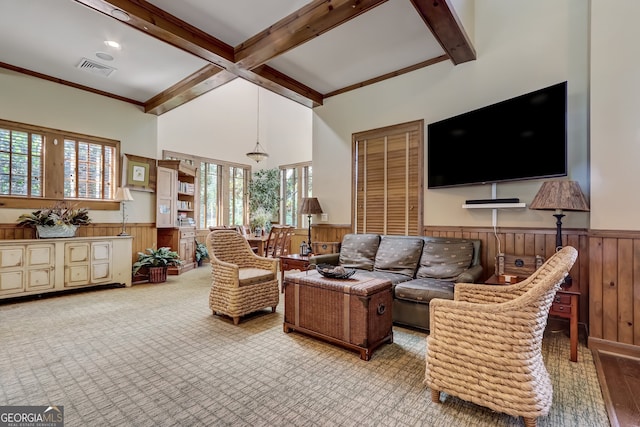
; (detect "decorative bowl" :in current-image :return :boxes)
[316,264,356,279]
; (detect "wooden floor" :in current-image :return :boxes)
[591,340,640,427]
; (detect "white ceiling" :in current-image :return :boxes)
[0,0,473,113]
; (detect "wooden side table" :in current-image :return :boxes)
[549,289,580,362]
[279,254,310,287]
[484,276,579,362]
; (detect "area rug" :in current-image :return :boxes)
[0,267,610,426]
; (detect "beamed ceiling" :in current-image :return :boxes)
[0,0,475,115]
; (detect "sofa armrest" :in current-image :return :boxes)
[454,264,483,284]
[309,253,339,266]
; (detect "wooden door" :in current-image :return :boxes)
[352,120,424,235]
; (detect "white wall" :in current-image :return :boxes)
[0,72,312,227]
[590,0,640,230]
[0,68,158,224]
[313,0,590,230]
[157,79,312,170]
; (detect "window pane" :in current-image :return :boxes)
[104,145,115,199]
[279,163,311,227]
[64,140,76,198]
[200,162,219,228]
[0,129,44,196]
[283,167,298,226]
[228,166,245,226]
[11,131,28,154]
[306,166,313,196]
[0,128,9,152]
[31,134,42,196]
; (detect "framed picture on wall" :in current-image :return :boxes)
[123,153,157,192]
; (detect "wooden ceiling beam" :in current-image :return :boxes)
[71,0,474,114]
[144,66,237,115]
[409,0,476,64]
[244,66,323,108]
[74,0,322,112]
[235,0,389,70]
[75,0,235,68]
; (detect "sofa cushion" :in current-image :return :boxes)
[373,236,424,277]
[394,278,455,303]
[353,270,414,286]
[339,234,380,271]
[417,240,474,279]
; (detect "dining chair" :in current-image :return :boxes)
[264,225,293,258]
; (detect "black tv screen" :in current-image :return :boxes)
[427,82,567,188]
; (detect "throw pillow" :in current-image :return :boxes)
[416,240,474,279]
[373,236,424,277]
[339,234,381,271]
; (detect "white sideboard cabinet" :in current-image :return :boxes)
[0,236,133,299]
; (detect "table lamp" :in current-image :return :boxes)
[299,197,323,255]
[114,187,134,236]
[529,180,589,286]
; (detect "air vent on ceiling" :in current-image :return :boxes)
[76,58,116,77]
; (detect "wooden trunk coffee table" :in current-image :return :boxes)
[283,270,393,361]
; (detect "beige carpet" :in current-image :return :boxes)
[0,266,609,426]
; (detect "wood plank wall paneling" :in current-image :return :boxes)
[588,230,640,347]
[311,224,598,338]
[5,221,640,348]
[0,223,157,263]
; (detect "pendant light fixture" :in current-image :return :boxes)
[246,87,269,163]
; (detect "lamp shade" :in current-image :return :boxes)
[246,141,269,163]
[114,187,134,202]
[299,197,323,215]
[529,180,589,212]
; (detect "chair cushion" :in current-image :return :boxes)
[374,236,424,277]
[238,268,275,286]
[339,234,381,271]
[394,278,455,303]
[417,240,474,279]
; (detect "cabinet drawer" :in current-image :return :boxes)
[311,242,340,255]
[550,303,572,317]
[553,294,572,305]
[180,229,196,239]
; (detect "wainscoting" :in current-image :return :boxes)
[2,222,639,348]
[311,224,640,348]
[0,223,157,263]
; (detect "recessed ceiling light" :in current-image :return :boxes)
[111,8,130,21]
[104,40,121,49]
[96,52,114,61]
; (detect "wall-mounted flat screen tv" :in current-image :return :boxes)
[427,81,567,189]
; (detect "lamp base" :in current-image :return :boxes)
[118,231,130,236]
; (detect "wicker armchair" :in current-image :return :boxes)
[206,230,279,325]
[425,246,578,427]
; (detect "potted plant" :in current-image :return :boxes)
[250,207,271,236]
[132,247,182,283]
[17,201,92,238]
[195,240,208,266]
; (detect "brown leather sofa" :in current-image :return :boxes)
[309,234,483,331]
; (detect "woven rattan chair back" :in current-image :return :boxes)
[205,230,279,325]
[426,246,578,427]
